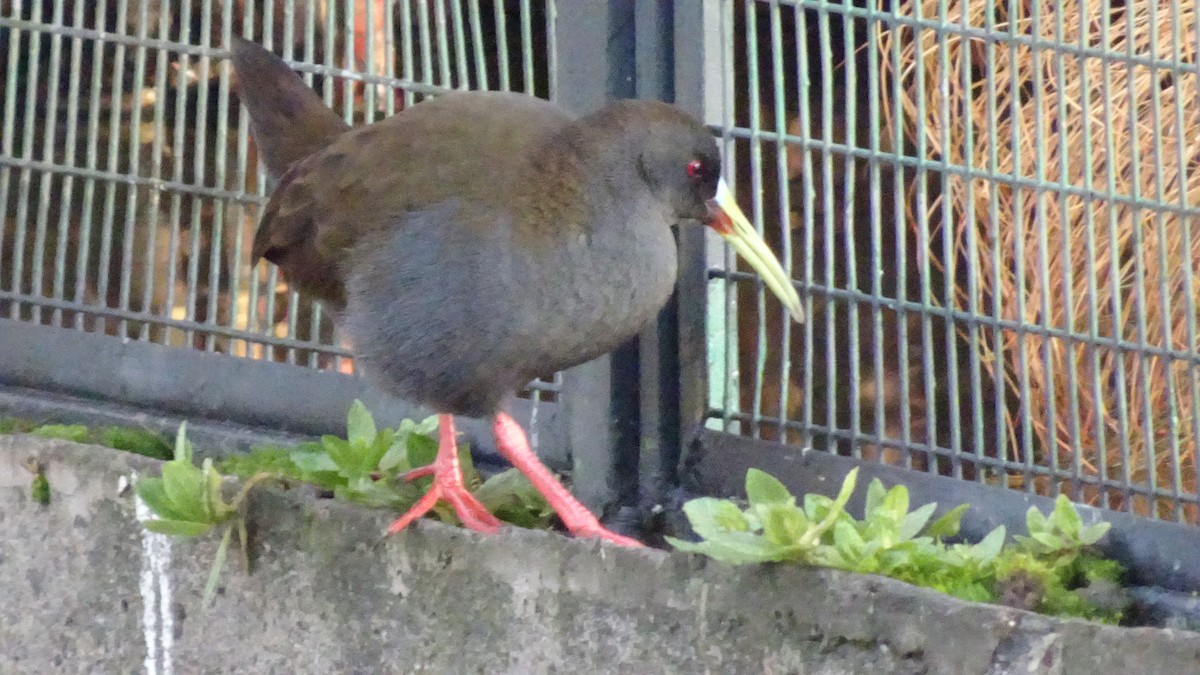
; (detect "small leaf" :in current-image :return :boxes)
[803,493,835,521]
[745,468,794,507]
[1052,495,1083,541]
[798,468,858,547]
[971,525,1006,563]
[414,415,439,437]
[346,400,377,447]
[174,423,193,464]
[475,469,553,528]
[831,468,859,511]
[759,504,808,545]
[289,449,340,474]
[142,518,214,537]
[667,531,794,564]
[926,504,970,539]
[1026,506,1048,535]
[458,444,480,487]
[1031,531,1065,551]
[202,458,232,521]
[681,498,751,540]
[202,525,233,608]
[898,502,938,541]
[364,428,397,470]
[135,478,193,522]
[832,519,866,559]
[161,462,210,523]
[864,478,888,518]
[321,436,361,475]
[406,432,438,469]
[377,438,409,472]
[881,484,910,522]
[1079,522,1111,546]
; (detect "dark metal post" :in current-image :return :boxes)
[670,1,725,492]
[551,1,642,525]
[632,0,683,505]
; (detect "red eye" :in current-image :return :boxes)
[686,159,703,179]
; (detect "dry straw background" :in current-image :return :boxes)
[877,0,1200,521]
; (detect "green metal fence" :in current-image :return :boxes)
[707,0,1200,524]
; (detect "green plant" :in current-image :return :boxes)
[217,401,554,529]
[23,457,50,506]
[1016,494,1111,555]
[1,417,173,460]
[135,424,275,606]
[29,424,89,443]
[135,403,556,605]
[669,469,1127,623]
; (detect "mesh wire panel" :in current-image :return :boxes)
[709,0,1200,524]
[0,0,560,396]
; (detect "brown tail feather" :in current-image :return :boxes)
[228,36,350,181]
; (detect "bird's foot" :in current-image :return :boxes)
[386,414,503,536]
[493,413,645,548]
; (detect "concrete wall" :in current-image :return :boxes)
[2,436,1199,674]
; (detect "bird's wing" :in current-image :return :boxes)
[251,92,576,311]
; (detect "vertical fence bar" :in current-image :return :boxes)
[1145,0,1185,520]
[744,2,766,441]
[866,0,888,459]
[468,0,489,91]
[1099,6,1135,511]
[1029,0,1060,489]
[768,1,794,446]
[959,0,986,480]
[0,5,22,311]
[933,0,960,473]
[137,1,171,343]
[95,0,129,338]
[1076,0,1109,507]
[1170,0,1200,524]
[50,0,88,329]
[433,0,452,86]
[891,0,913,466]
[163,0,192,348]
[10,0,45,321]
[1121,0,1154,515]
[794,2,816,451]
[1051,0,1083,501]
[29,0,66,326]
[72,1,111,330]
[839,0,861,455]
[114,0,148,341]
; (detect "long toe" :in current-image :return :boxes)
[387,414,503,536]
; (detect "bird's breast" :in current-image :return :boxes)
[510,212,679,371]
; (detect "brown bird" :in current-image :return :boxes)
[229,36,803,547]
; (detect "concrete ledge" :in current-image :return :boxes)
[2,436,1199,674]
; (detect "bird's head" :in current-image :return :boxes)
[627,103,805,324]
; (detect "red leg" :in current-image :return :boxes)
[386,414,502,535]
[492,412,644,548]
